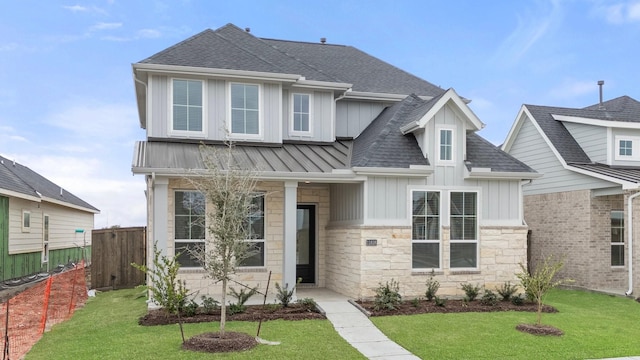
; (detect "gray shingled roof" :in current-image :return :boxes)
[526,95,640,164]
[352,94,430,168]
[466,133,536,173]
[133,141,351,174]
[139,23,445,97]
[570,163,640,184]
[0,155,98,212]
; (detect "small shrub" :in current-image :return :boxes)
[227,286,259,314]
[411,297,421,307]
[425,269,440,301]
[460,283,481,301]
[434,296,447,307]
[373,279,402,311]
[275,277,302,307]
[511,293,525,306]
[181,299,199,317]
[497,281,519,301]
[297,297,317,309]
[480,289,498,306]
[201,295,219,314]
[264,303,281,312]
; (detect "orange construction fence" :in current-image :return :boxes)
[1,261,88,360]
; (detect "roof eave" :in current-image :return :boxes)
[40,196,100,214]
[465,170,542,180]
[353,166,433,177]
[0,188,41,202]
[133,167,366,182]
[566,165,640,190]
[133,63,302,82]
[552,114,640,129]
[292,79,352,91]
[343,91,421,102]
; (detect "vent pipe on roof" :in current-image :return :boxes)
[245,27,250,33]
[60,187,63,197]
[597,80,605,110]
[12,159,15,166]
[320,37,326,44]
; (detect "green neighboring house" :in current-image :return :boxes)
[0,155,99,282]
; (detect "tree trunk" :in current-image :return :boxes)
[536,298,543,325]
[220,277,227,336]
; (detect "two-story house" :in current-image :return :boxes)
[0,155,98,282]
[502,93,640,295]
[131,23,538,300]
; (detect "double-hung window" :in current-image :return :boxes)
[450,192,478,268]
[291,93,311,134]
[438,128,454,163]
[231,83,260,135]
[174,191,206,268]
[240,194,265,267]
[172,79,203,133]
[411,191,440,269]
[611,210,624,266]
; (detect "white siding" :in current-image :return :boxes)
[8,197,42,254]
[611,128,640,167]
[464,179,522,225]
[148,75,168,138]
[423,103,467,186]
[335,100,390,138]
[329,183,363,223]
[283,90,334,142]
[365,176,426,223]
[508,116,614,195]
[564,122,607,163]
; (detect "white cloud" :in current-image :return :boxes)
[90,22,122,31]
[62,4,107,15]
[548,79,599,100]
[595,1,640,24]
[492,0,563,65]
[137,29,162,39]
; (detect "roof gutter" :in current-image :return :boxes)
[625,191,640,296]
[133,63,301,82]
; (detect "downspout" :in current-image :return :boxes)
[625,191,640,296]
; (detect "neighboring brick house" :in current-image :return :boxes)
[502,94,640,295]
[131,23,538,300]
[0,155,98,282]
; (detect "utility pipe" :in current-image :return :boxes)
[625,191,640,296]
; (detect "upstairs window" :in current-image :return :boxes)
[450,192,478,269]
[438,128,454,163]
[291,93,311,134]
[615,136,640,161]
[611,210,624,266]
[172,79,203,133]
[231,83,260,135]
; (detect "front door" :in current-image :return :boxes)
[296,205,316,284]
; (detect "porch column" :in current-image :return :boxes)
[153,177,169,256]
[283,181,298,295]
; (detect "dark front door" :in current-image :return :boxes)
[296,205,316,284]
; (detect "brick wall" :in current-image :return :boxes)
[524,190,629,292]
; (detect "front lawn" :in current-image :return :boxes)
[26,288,365,360]
[371,289,640,359]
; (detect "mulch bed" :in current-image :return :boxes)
[355,298,558,316]
[139,303,325,326]
[182,331,258,353]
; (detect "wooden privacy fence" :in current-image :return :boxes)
[91,227,146,290]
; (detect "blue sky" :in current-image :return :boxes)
[1,0,638,228]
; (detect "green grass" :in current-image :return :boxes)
[26,288,365,360]
[371,289,640,360]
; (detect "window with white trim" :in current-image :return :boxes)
[231,83,260,135]
[411,191,441,269]
[291,93,311,134]
[611,210,624,266]
[240,193,265,267]
[615,136,640,161]
[174,191,206,268]
[438,128,454,163]
[450,192,478,268]
[172,79,203,133]
[22,210,30,232]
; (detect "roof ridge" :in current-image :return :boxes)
[260,37,348,48]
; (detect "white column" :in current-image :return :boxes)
[283,181,298,296]
[153,177,169,256]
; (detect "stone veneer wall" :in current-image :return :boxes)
[524,190,630,292]
[326,225,528,299]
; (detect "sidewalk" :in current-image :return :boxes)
[298,288,419,360]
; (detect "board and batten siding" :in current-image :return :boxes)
[423,103,468,186]
[563,122,607,163]
[335,100,390,138]
[508,116,614,195]
[466,179,522,225]
[148,75,282,143]
[365,176,426,224]
[283,89,334,142]
[329,183,364,224]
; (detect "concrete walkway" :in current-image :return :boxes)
[297,288,419,360]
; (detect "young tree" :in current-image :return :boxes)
[516,255,566,326]
[188,141,260,336]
